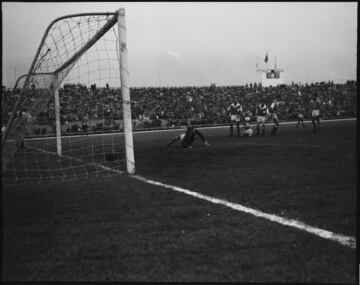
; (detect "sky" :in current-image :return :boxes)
[2,2,358,88]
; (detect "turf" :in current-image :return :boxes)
[2,119,357,282]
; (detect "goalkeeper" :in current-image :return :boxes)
[167,124,210,149]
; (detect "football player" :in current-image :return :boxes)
[296,105,306,128]
[269,99,280,136]
[227,100,243,137]
[255,100,268,136]
[310,96,321,133]
[167,124,210,149]
[242,109,253,137]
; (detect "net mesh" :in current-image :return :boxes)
[2,12,130,186]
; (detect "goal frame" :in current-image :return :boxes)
[2,8,135,174]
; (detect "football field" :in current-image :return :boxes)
[2,118,357,282]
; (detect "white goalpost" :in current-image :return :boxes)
[117,9,135,175]
[53,74,62,156]
[2,8,135,184]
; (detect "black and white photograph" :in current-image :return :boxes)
[2,2,357,282]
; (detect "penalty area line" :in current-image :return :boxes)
[23,144,356,250]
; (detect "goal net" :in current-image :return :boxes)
[2,9,135,186]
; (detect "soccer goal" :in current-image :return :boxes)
[2,9,135,185]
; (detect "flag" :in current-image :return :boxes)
[264,53,268,63]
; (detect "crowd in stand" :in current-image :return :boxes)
[2,80,357,134]
[130,80,357,127]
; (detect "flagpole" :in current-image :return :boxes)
[275,56,277,69]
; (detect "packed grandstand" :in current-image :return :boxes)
[1,80,356,137]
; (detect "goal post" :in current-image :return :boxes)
[118,8,135,175]
[53,75,62,156]
[2,8,135,181]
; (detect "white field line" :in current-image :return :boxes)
[24,117,356,141]
[24,143,356,250]
[132,175,356,249]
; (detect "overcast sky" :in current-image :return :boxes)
[2,2,358,88]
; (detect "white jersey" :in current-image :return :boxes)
[256,104,268,117]
[269,102,279,113]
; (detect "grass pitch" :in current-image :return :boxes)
[2,119,357,282]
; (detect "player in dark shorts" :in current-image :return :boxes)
[167,125,210,149]
[296,106,306,128]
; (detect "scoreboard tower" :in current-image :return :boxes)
[256,68,285,87]
[256,55,284,87]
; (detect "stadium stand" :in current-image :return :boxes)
[2,80,356,136]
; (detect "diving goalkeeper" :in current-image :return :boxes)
[167,124,210,149]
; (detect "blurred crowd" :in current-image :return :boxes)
[2,80,357,134]
[130,80,357,127]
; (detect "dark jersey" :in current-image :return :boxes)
[297,106,305,113]
[228,103,242,115]
[244,111,252,129]
[244,111,251,120]
[256,105,268,116]
[181,128,206,148]
[311,100,321,110]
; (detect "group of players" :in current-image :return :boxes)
[167,96,322,149]
[228,98,280,137]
